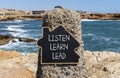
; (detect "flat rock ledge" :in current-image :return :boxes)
[0,49,120,78]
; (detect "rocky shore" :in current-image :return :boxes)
[0,15,42,21]
[0,50,120,78]
[1,13,120,21]
[0,8,120,78]
[0,35,36,45]
[0,9,42,21]
[80,13,120,20]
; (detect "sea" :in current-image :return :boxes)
[0,19,120,53]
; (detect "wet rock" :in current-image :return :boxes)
[0,35,12,45]
[18,38,36,42]
[11,39,17,42]
[0,50,37,78]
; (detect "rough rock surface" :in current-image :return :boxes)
[0,50,21,60]
[0,50,120,78]
[0,50,37,78]
[85,51,120,78]
[36,8,86,78]
[0,35,12,45]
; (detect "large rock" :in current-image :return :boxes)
[85,51,120,78]
[0,35,12,45]
[0,50,120,78]
[18,38,36,42]
[37,8,86,78]
[0,50,37,78]
[0,50,21,60]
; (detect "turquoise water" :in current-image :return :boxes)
[82,20,120,52]
[0,20,120,53]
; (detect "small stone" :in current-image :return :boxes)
[103,67,108,72]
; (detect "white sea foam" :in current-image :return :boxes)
[12,38,19,42]
[83,33,111,42]
[111,38,120,44]
[0,39,35,53]
[6,25,24,28]
[5,25,27,37]
[7,26,26,33]
[81,19,120,22]
[0,39,20,49]
[0,20,23,23]
[91,35,111,41]
[81,19,100,21]
[5,25,34,38]
[18,34,30,38]
[14,20,23,23]
[83,33,95,37]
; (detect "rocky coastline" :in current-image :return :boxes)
[0,15,42,21]
[0,9,120,78]
[0,35,36,45]
[0,13,120,21]
[80,13,120,20]
[0,50,120,78]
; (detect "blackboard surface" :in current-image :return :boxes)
[37,26,80,64]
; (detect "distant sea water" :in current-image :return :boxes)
[0,19,120,53]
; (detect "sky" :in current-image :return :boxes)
[0,0,119,13]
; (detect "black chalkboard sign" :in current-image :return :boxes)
[37,26,80,64]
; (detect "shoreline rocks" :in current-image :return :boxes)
[18,38,36,42]
[80,13,120,20]
[0,15,42,21]
[0,50,120,78]
[0,13,120,21]
[0,35,12,45]
[85,51,120,78]
[0,50,37,78]
[0,34,36,45]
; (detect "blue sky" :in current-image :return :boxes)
[0,0,119,13]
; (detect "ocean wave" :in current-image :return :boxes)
[0,20,23,23]
[109,38,120,44]
[81,19,120,22]
[17,34,30,38]
[5,25,27,37]
[6,25,24,28]
[81,19,101,21]
[7,25,27,32]
[14,20,23,23]
[91,36,111,41]
[5,25,37,38]
[83,33,95,37]
[0,39,36,53]
[83,33,111,41]
[0,39,21,49]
